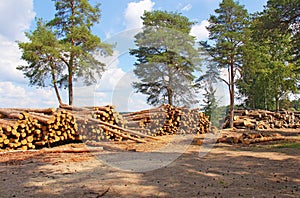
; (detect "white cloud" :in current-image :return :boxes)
[0,36,27,83]
[75,65,151,112]
[0,0,35,84]
[95,50,121,70]
[74,50,127,107]
[98,67,126,91]
[0,37,63,107]
[84,71,151,112]
[0,0,35,41]
[127,93,151,112]
[90,28,150,111]
[0,0,40,108]
[110,72,151,112]
[190,20,210,41]
[182,4,192,12]
[0,82,57,108]
[124,0,155,29]
[94,50,127,91]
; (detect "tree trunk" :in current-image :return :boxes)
[167,65,173,106]
[229,55,235,128]
[68,1,75,106]
[275,97,280,112]
[229,88,234,128]
[68,60,73,106]
[167,87,173,106]
[264,89,268,110]
[50,62,63,105]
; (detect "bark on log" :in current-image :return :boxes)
[76,115,156,141]
[0,108,56,114]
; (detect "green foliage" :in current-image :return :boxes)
[202,84,218,125]
[195,53,221,126]
[262,0,300,62]
[18,19,65,104]
[130,11,200,107]
[291,98,300,111]
[203,0,249,127]
[18,19,64,87]
[207,0,249,68]
[18,0,113,105]
[237,1,299,111]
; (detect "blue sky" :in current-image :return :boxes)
[0,0,267,111]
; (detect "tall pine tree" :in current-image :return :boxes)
[130,11,200,107]
[18,0,113,105]
[18,19,65,105]
[203,0,249,128]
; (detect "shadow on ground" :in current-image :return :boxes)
[0,142,300,197]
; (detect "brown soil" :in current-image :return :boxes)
[0,134,300,198]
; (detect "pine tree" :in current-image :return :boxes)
[18,19,65,105]
[130,11,200,107]
[196,54,220,126]
[18,0,113,105]
[203,0,249,128]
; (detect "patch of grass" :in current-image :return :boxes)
[274,142,300,149]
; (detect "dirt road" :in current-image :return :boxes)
[0,136,299,197]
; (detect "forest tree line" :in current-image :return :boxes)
[17,0,299,128]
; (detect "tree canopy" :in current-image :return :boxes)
[130,10,200,107]
[18,19,65,105]
[237,0,299,111]
[203,0,249,127]
[18,0,113,105]
[16,0,300,117]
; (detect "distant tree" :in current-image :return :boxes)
[130,11,200,107]
[236,30,271,110]
[18,0,113,105]
[292,98,300,111]
[195,52,219,119]
[202,84,218,118]
[202,0,249,128]
[279,97,294,111]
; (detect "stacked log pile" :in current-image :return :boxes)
[65,105,151,143]
[0,104,210,151]
[223,109,300,130]
[217,132,299,145]
[0,105,157,151]
[0,108,80,151]
[123,104,210,136]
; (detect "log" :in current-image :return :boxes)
[0,111,23,120]
[0,105,210,150]
[76,116,158,141]
[0,119,17,132]
[225,109,300,129]
[0,108,56,114]
[123,105,210,136]
[27,112,55,125]
[100,125,146,143]
[41,146,103,153]
[248,136,286,144]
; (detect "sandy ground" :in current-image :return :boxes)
[0,134,300,198]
